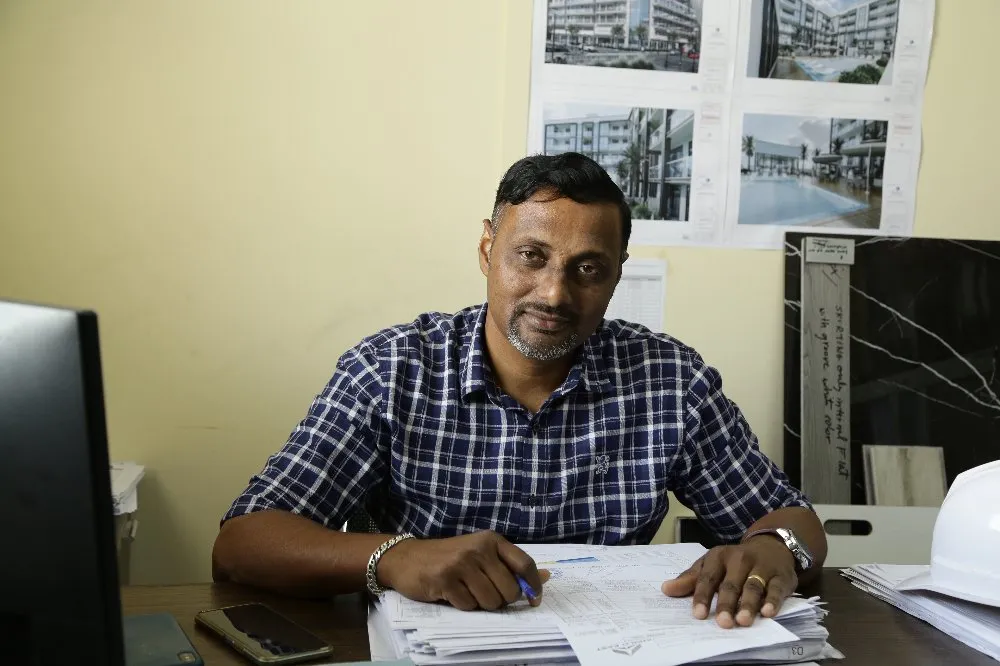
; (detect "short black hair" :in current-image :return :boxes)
[491,152,631,255]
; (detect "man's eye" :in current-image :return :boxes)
[520,250,539,261]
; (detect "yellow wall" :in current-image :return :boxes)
[0,1,994,585]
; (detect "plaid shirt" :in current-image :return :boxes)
[224,303,809,545]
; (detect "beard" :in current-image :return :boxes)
[506,304,580,361]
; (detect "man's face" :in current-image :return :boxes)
[479,192,624,362]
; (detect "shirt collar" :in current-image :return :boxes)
[459,303,492,398]
[460,303,615,400]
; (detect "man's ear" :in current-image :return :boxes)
[615,250,629,285]
[478,219,493,277]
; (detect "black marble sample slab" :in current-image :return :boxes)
[784,233,1000,504]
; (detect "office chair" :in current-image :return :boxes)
[343,502,380,534]
[812,504,938,567]
[674,517,723,549]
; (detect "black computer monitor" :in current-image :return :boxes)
[0,300,124,666]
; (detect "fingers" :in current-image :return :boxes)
[442,580,479,612]
[689,549,726,620]
[659,540,801,628]
[713,553,755,628]
[480,557,523,606]
[496,538,544,605]
[427,533,553,612]
[429,533,549,611]
[461,568,508,611]
[735,573,768,627]
[660,555,704,598]
[760,571,797,618]
[735,570,797,625]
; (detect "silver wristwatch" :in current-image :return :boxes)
[742,527,815,572]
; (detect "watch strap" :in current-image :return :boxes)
[741,527,813,571]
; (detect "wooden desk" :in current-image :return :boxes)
[121,583,371,664]
[121,569,989,665]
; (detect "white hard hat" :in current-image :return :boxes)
[896,459,1000,607]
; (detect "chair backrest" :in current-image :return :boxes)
[676,506,939,568]
[813,504,939,568]
[342,506,380,534]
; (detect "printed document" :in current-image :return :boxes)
[373,543,835,666]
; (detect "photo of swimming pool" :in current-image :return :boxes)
[795,56,888,83]
[738,177,870,226]
[745,0,901,86]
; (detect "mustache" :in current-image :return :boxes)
[514,303,578,323]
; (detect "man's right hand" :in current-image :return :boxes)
[376,530,549,611]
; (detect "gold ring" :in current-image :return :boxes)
[746,573,768,589]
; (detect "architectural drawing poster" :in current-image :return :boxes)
[527,0,935,249]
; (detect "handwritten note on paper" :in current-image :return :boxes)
[816,303,851,481]
[805,237,855,265]
[801,262,852,503]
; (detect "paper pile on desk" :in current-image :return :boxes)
[842,564,1000,662]
[369,543,841,666]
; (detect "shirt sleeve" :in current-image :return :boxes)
[671,353,812,544]
[221,342,389,529]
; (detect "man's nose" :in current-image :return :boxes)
[537,266,572,308]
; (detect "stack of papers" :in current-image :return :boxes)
[842,564,1000,662]
[110,461,145,515]
[370,543,842,666]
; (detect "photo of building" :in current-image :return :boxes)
[545,0,704,73]
[747,0,900,84]
[738,112,887,227]
[544,103,695,221]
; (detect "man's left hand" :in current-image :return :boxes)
[660,536,798,628]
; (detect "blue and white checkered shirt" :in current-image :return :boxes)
[223,303,810,545]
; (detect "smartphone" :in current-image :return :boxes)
[123,613,204,666]
[194,603,333,665]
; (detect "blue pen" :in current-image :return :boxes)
[516,575,538,601]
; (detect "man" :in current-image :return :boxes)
[213,152,827,629]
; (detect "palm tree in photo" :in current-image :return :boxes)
[622,141,643,196]
[742,135,755,171]
[568,24,580,48]
[616,158,631,187]
[611,24,624,49]
[636,23,648,49]
[799,143,808,175]
[830,138,844,180]
[643,112,661,192]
